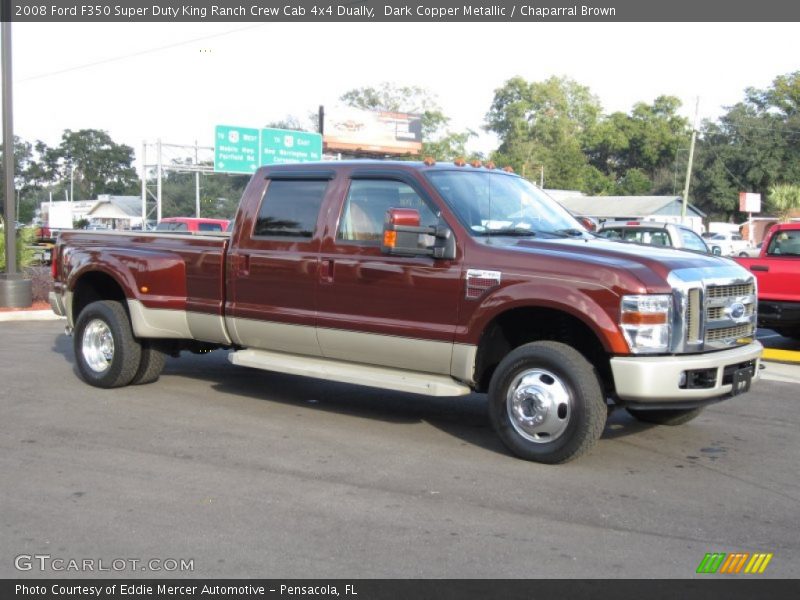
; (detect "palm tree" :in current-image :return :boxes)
[769,184,800,222]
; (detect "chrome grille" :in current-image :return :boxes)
[686,288,701,343]
[706,283,754,299]
[707,304,755,321]
[705,324,753,343]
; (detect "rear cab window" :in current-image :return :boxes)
[254,179,329,238]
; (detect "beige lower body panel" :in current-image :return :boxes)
[229,348,471,397]
[317,327,453,375]
[611,342,763,402]
[226,317,322,356]
[122,305,478,387]
[127,300,230,344]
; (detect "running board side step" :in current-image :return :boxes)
[228,348,471,397]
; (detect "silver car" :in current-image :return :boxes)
[596,221,712,254]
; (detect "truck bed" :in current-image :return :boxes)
[56,230,230,343]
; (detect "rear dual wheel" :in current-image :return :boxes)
[74,300,165,388]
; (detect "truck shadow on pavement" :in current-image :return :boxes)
[169,350,656,457]
[50,336,656,458]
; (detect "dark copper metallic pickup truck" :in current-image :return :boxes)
[50,161,763,463]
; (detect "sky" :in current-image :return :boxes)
[9,21,800,170]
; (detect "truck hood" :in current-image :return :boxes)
[475,235,749,293]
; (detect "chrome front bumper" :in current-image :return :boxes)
[610,342,762,403]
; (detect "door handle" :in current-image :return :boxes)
[750,265,769,272]
[320,259,334,284]
[235,253,251,276]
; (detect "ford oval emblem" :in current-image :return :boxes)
[728,302,746,320]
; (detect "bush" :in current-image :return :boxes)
[0,225,36,272]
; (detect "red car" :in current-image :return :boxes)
[155,217,230,233]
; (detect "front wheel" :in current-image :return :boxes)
[626,407,704,426]
[74,300,142,388]
[488,341,607,464]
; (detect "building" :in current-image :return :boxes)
[86,196,145,229]
[554,195,706,234]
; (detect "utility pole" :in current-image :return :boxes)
[1,18,32,307]
[681,97,700,221]
[141,141,147,228]
[156,138,162,223]
[194,140,200,218]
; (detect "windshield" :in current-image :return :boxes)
[426,170,583,237]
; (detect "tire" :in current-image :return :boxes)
[488,341,607,464]
[130,341,167,385]
[73,300,142,388]
[775,328,800,340]
[626,407,704,426]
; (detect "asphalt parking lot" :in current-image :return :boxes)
[1,320,798,579]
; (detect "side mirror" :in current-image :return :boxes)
[711,245,722,256]
[381,208,456,260]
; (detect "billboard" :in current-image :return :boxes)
[323,106,423,155]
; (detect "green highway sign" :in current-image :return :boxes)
[260,128,323,165]
[214,125,323,174]
[214,125,260,174]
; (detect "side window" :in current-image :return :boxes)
[254,179,328,238]
[199,223,222,232]
[768,231,800,256]
[679,229,708,252]
[337,179,438,243]
[649,231,669,246]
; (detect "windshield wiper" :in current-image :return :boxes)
[476,228,537,237]
[548,228,586,237]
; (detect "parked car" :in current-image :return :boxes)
[50,160,762,464]
[155,217,230,233]
[735,223,800,339]
[738,242,762,258]
[596,221,712,254]
[705,231,752,256]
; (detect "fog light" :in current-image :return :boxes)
[678,371,687,388]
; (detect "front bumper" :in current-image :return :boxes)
[610,342,762,404]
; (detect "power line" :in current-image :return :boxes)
[16,24,263,83]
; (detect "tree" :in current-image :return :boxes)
[485,76,604,190]
[768,183,800,222]
[692,72,800,219]
[48,129,138,200]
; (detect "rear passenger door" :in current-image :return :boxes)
[226,173,332,355]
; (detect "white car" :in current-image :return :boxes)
[705,231,752,256]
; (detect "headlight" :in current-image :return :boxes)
[620,294,672,353]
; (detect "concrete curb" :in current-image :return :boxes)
[761,348,800,365]
[0,310,65,322]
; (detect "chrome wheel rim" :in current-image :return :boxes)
[506,368,572,443]
[82,319,115,373]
